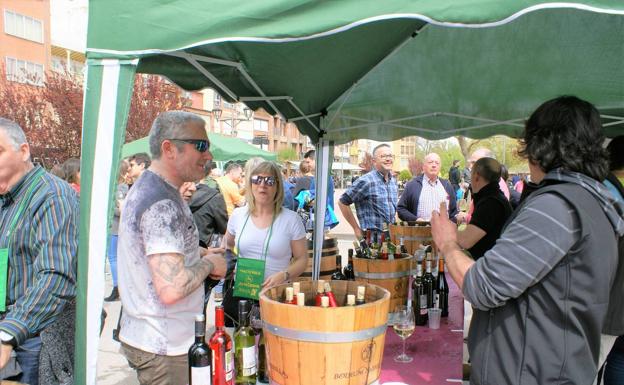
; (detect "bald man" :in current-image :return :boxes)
[398,153,458,222]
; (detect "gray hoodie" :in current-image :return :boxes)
[464,169,624,385]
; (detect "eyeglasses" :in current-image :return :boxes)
[378,154,395,160]
[168,138,209,153]
[250,175,276,186]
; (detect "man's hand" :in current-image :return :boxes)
[431,202,459,256]
[203,247,227,279]
[0,343,13,370]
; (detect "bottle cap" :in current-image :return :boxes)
[357,285,366,299]
[321,296,329,307]
[292,282,300,295]
[347,294,356,306]
[195,314,205,322]
[297,292,305,306]
[285,287,294,301]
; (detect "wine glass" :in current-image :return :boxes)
[208,233,224,248]
[393,305,415,363]
[249,304,263,331]
[458,198,468,212]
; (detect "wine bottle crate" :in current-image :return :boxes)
[389,223,434,255]
[297,236,338,281]
[353,255,413,313]
[260,281,390,385]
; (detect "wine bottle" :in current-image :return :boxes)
[370,233,379,259]
[314,280,325,306]
[189,314,212,385]
[412,264,428,326]
[284,287,296,305]
[331,255,347,280]
[355,285,366,305]
[346,294,356,306]
[380,238,389,260]
[323,282,338,307]
[343,249,355,280]
[234,300,256,384]
[437,257,449,317]
[209,306,234,385]
[399,237,408,255]
[292,282,300,297]
[296,292,305,306]
[423,259,434,309]
[320,296,330,308]
[257,329,269,383]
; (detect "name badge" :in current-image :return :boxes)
[0,248,9,312]
[233,257,266,300]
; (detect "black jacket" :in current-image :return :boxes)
[397,174,458,222]
[189,184,228,247]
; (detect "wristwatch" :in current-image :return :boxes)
[283,270,290,282]
[0,331,16,348]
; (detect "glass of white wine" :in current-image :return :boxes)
[393,305,415,363]
[458,198,468,212]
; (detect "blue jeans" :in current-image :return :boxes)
[6,336,42,385]
[107,234,118,287]
[605,348,624,385]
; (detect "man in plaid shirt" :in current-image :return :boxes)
[338,144,398,239]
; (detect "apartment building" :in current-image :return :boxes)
[0,0,51,85]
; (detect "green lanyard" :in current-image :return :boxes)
[236,212,275,261]
[0,167,43,311]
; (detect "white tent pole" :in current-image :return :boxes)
[312,136,333,280]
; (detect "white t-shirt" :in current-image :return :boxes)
[117,170,203,356]
[227,206,306,279]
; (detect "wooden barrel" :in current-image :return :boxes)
[353,256,413,312]
[260,281,390,385]
[389,223,433,255]
[297,237,338,281]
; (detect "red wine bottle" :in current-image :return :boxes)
[189,314,212,385]
[437,257,449,317]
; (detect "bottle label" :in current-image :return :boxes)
[435,293,440,308]
[242,346,257,376]
[191,366,212,385]
[225,350,233,380]
[419,295,427,309]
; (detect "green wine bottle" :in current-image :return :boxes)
[234,300,256,384]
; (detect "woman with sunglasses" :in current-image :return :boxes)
[222,161,307,326]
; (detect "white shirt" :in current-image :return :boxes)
[417,176,450,220]
[118,171,204,356]
[227,206,306,279]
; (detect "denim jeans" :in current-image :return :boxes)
[107,234,118,287]
[6,335,42,385]
[605,348,624,385]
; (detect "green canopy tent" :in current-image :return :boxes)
[80,2,624,383]
[121,132,277,161]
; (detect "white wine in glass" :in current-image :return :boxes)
[393,305,415,363]
[458,199,468,212]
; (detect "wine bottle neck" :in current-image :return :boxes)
[215,307,225,328]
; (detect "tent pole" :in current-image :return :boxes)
[312,136,333,280]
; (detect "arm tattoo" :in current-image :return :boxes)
[149,253,215,302]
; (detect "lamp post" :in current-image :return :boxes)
[212,106,252,137]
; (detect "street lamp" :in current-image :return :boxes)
[211,106,252,137]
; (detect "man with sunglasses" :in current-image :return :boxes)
[117,111,227,385]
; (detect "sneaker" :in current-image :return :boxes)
[105,287,119,302]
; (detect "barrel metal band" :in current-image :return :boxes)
[263,321,386,343]
[400,235,431,241]
[354,270,411,279]
[271,379,379,385]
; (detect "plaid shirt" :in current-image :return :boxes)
[0,166,78,345]
[340,169,397,231]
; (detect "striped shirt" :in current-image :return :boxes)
[340,169,398,231]
[0,166,78,345]
[417,176,450,220]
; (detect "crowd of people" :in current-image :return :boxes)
[0,94,622,385]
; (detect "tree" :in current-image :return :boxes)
[0,64,189,167]
[398,169,412,183]
[277,147,298,162]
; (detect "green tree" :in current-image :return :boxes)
[398,169,412,182]
[277,147,298,162]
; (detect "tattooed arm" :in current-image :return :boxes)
[148,249,226,305]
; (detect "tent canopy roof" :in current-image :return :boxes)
[122,132,277,162]
[87,1,624,144]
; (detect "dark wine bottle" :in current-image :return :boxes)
[437,257,449,317]
[331,255,347,280]
[355,285,366,305]
[257,330,269,383]
[412,264,428,326]
[343,249,355,280]
[234,300,256,384]
[423,259,435,309]
[209,306,233,385]
[189,314,212,385]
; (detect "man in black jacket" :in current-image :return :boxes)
[188,182,228,248]
[397,152,458,222]
[448,159,461,194]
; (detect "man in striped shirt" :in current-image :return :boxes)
[431,96,624,384]
[0,118,78,385]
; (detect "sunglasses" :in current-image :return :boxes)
[169,138,209,153]
[250,175,276,186]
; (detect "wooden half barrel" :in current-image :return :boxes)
[297,237,338,281]
[389,223,433,255]
[260,281,390,385]
[353,256,413,313]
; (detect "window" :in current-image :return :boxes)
[4,10,43,43]
[214,93,221,107]
[5,57,44,85]
[253,118,268,132]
